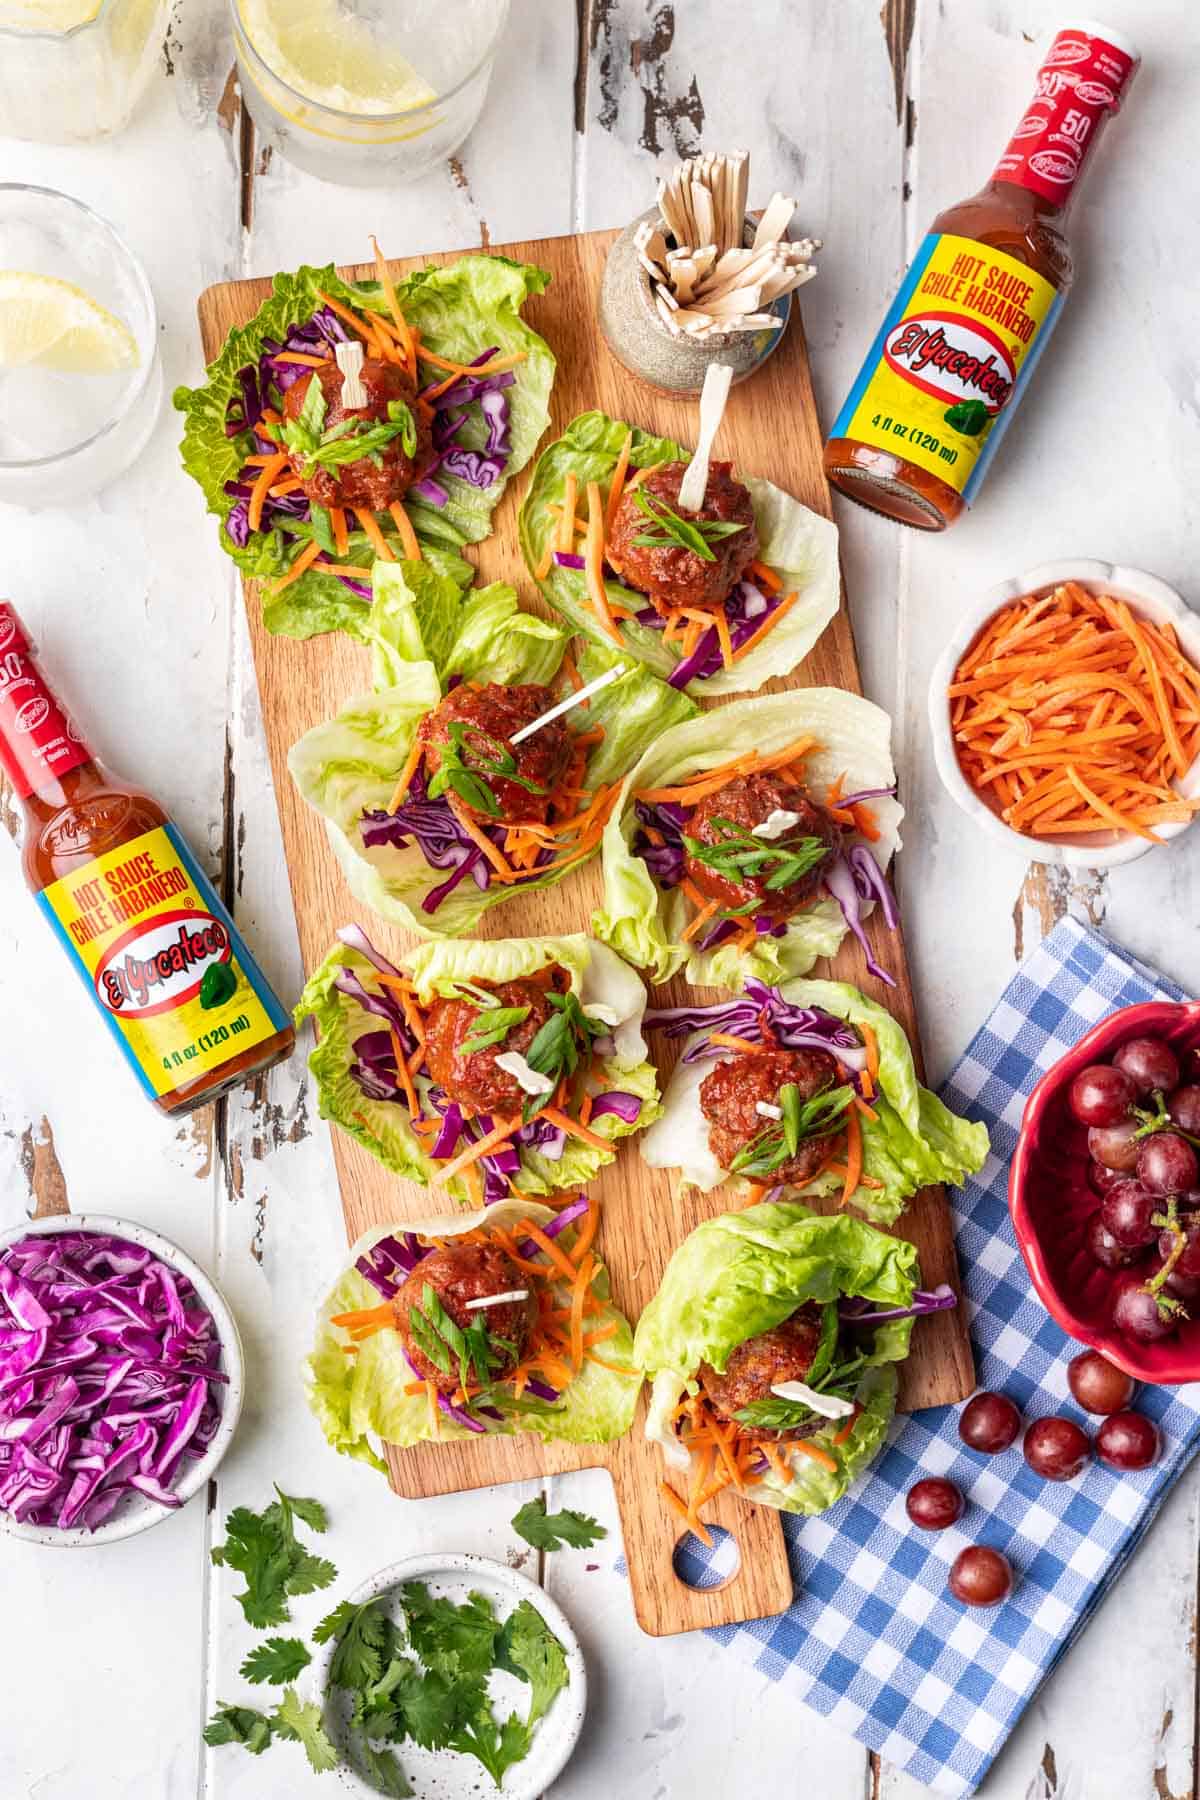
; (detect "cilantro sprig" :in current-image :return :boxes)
[728,1081,855,1178]
[683,817,829,892]
[511,1496,606,1551]
[209,1487,336,1628]
[630,485,747,563]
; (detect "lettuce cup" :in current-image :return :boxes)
[636,1203,952,1525]
[296,929,660,1208]
[309,1193,640,1469]
[640,977,988,1226]
[289,559,696,939]
[174,250,556,639]
[518,410,840,698]
[592,688,904,989]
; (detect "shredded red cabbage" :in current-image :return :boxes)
[824,849,899,988]
[839,1285,957,1324]
[646,979,870,1078]
[646,578,784,689]
[589,1091,642,1125]
[358,763,555,912]
[0,1233,226,1531]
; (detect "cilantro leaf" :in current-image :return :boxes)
[320,1596,393,1692]
[203,1703,274,1755]
[401,1583,500,1680]
[210,1490,336,1627]
[285,1549,339,1596]
[393,1664,476,1748]
[270,1688,339,1774]
[272,1487,329,1534]
[511,1497,607,1551]
[450,1706,532,1788]
[352,1733,412,1797]
[495,1599,569,1727]
[239,1636,312,1687]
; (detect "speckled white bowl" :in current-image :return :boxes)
[315,1552,587,1799]
[0,1213,244,1547]
[929,559,1200,869]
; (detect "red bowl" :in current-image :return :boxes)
[1009,999,1200,1382]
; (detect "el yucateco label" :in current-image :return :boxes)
[37,823,288,1099]
[827,233,1064,500]
[993,26,1138,205]
[0,605,92,800]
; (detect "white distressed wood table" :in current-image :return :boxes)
[2,3,1198,1795]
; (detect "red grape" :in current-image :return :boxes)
[1069,1063,1134,1127]
[948,1546,1013,1607]
[1182,1047,1200,1084]
[1111,1281,1178,1343]
[1168,1086,1200,1136]
[1067,1349,1135,1415]
[1088,1159,1127,1196]
[1137,1133,1198,1196]
[905,1477,964,1530]
[1088,1119,1142,1173]
[1159,1262,1200,1302]
[1096,1410,1161,1471]
[1099,1181,1159,1247]
[1085,1211,1150,1271]
[1023,1415,1091,1481]
[1158,1217,1200,1277]
[1113,1036,1180,1095]
[959,1392,1021,1454]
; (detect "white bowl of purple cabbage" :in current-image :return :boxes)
[0,1215,244,1545]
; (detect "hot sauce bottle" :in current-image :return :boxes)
[0,604,294,1115]
[824,21,1139,529]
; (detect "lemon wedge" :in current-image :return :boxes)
[0,272,139,373]
[237,0,437,117]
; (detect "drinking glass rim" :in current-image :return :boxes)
[0,183,160,473]
[0,0,118,41]
[230,0,510,127]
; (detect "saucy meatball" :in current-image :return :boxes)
[699,1303,826,1441]
[395,1241,536,1395]
[418,683,572,824]
[607,460,758,615]
[684,771,843,920]
[700,1047,841,1185]
[425,974,562,1116]
[281,356,433,511]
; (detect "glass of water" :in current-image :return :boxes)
[0,186,162,509]
[231,0,510,186]
[0,0,169,142]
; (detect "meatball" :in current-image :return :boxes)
[700,1046,841,1185]
[281,356,433,511]
[684,771,843,921]
[419,683,572,824]
[425,975,562,1117]
[395,1241,536,1396]
[607,460,758,615]
[699,1304,826,1441]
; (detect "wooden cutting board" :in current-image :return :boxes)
[197,227,974,1638]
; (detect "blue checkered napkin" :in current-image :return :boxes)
[694,916,1200,1796]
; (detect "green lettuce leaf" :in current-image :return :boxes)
[635,1202,916,1513]
[288,560,696,939]
[173,257,554,638]
[307,1199,641,1466]
[295,935,659,1202]
[518,408,840,696]
[592,688,903,985]
[639,975,989,1224]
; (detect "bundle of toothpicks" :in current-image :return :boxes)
[635,148,820,341]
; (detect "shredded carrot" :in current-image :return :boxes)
[637,735,817,805]
[248,452,289,532]
[709,1032,764,1056]
[415,346,528,377]
[328,506,349,556]
[316,562,374,579]
[840,1105,863,1207]
[680,898,720,943]
[833,1405,862,1446]
[435,1114,522,1184]
[859,1020,879,1099]
[748,558,782,593]
[369,237,417,369]
[389,1027,421,1122]
[582,480,623,645]
[264,538,321,595]
[792,1439,839,1473]
[949,581,1200,842]
[386,737,426,814]
[534,542,555,581]
[762,1442,793,1483]
[586,1352,637,1375]
[389,500,421,560]
[730,590,799,662]
[535,1104,610,1152]
[268,476,305,497]
[426,1381,439,1437]
[558,472,579,554]
[274,350,330,368]
[660,1481,712,1545]
[354,507,396,561]
[605,431,633,535]
[570,1254,595,1370]
[446,795,517,878]
[714,605,735,672]
[516,1220,580,1284]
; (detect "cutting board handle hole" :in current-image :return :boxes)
[672,1523,741,1591]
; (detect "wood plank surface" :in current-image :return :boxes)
[198,223,973,1637]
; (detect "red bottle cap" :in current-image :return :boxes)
[994,22,1140,205]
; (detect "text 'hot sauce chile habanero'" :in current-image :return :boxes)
[0,605,294,1115]
[824,22,1139,529]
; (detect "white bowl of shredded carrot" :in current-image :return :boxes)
[929,560,1200,868]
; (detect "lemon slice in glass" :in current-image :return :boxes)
[237,0,438,117]
[0,273,139,373]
